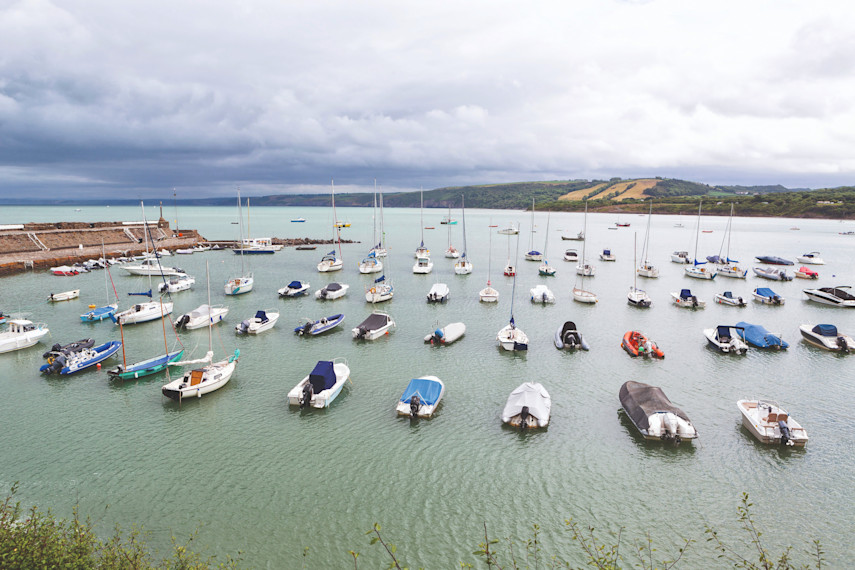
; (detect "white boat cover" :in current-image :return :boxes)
[502,382,550,422]
[188,304,213,319]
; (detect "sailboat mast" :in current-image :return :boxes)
[510,230,520,322]
[379,186,385,249]
[372,180,377,248]
[529,197,535,251]
[693,200,702,264]
[582,200,588,264]
[543,212,550,260]
[419,187,424,245]
[206,260,213,356]
[633,232,638,289]
[330,180,342,258]
[487,227,493,286]
[237,188,246,273]
[247,197,251,243]
[460,194,467,259]
[726,203,734,261]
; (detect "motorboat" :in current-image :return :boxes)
[0,319,50,353]
[287,359,350,408]
[358,252,383,274]
[524,249,542,261]
[317,250,343,272]
[107,349,185,380]
[232,237,283,254]
[413,255,434,274]
[796,252,824,265]
[176,248,194,255]
[670,251,691,264]
[48,290,80,302]
[621,331,664,358]
[627,287,651,308]
[530,284,555,304]
[572,287,598,304]
[176,304,229,330]
[161,349,240,401]
[291,218,306,222]
[157,274,195,293]
[563,249,578,262]
[704,325,749,354]
[599,249,616,261]
[619,381,697,444]
[39,340,122,375]
[553,321,589,350]
[121,258,185,277]
[803,286,855,307]
[278,281,311,297]
[794,266,819,279]
[799,323,853,352]
[502,382,551,429]
[753,267,792,281]
[113,301,174,325]
[753,287,785,305]
[315,282,349,300]
[735,321,788,350]
[397,376,445,418]
[365,275,394,303]
[42,338,94,359]
[714,291,746,307]
[235,310,279,334]
[496,319,528,351]
[497,224,519,235]
[296,245,317,251]
[294,314,345,336]
[352,312,395,340]
[224,274,254,295]
[671,289,705,309]
[562,231,584,241]
[51,265,81,276]
[424,322,465,345]
[755,255,793,266]
[426,283,450,303]
[737,399,808,446]
[538,261,556,276]
[192,244,211,252]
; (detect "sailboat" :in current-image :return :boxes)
[628,233,652,307]
[479,227,500,302]
[524,198,542,261]
[80,242,119,321]
[413,189,434,274]
[225,189,255,294]
[318,180,344,273]
[502,222,516,276]
[497,233,528,351]
[685,200,717,280]
[359,184,384,274]
[713,204,747,278]
[538,212,556,276]
[454,195,472,274]
[441,206,457,225]
[108,299,185,380]
[576,200,596,276]
[232,198,282,254]
[369,182,387,257]
[636,202,659,278]
[444,203,460,258]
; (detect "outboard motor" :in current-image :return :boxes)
[47,354,66,374]
[320,289,328,299]
[541,292,548,303]
[738,296,745,307]
[356,326,368,339]
[301,321,313,335]
[300,382,314,408]
[409,395,421,418]
[837,336,850,353]
[519,405,530,430]
[778,420,793,446]
[176,315,190,330]
[49,342,62,353]
[237,320,250,334]
[773,295,782,305]
[691,295,698,308]
[564,333,576,349]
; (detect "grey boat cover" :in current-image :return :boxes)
[357,313,390,330]
[325,283,343,292]
[501,382,550,422]
[619,381,689,432]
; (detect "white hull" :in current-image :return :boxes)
[454,261,472,275]
[572,287,598,303]
[352,314,395,340]
[502,382,550,428]
[524,253,543,261]
[179,305,229,330]
[287,361,350,408]
[753,267,792,281]
[530,285,555,304]
[278,283,310,297]
[317,259,343,272]
[444,248,460,259]
[538,264,556,276]
[122,264,185,277]
[426,283,450,303]
[636,264,659,278]
[717,265,747,279]
[479,286,499,302]
[365,285,394,303]
[563,251,578,263]
[48,289,80,302]
[497,323,529,351]
[754,292,785,305]
[576,264,596,276]
[803,288,855,307]
[158,275,195,293]
[738,400,808,446]
[671,252,691,264]
[424,322,465,345]
[714,293,746,307]
[799,324,854,351]
[413,259,434,274]
[685,266,716,279]
[116,301,174,325]
[0,321,50,353]
[796,254,824,265]
[162,358,237,400]
[224,275,253,295]
[236,311,279,334]
[637,412,697,441]
[315,284,349,300]
[671,292,705,308]
[704,327,749,353]
[627,288,652,307]
[358,260,383,274]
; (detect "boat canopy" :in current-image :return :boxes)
[287,280,303,289]
[188,304,212,318]
[309,360,336,392]
[755,287,777,298]
[722,291,735,299]
[619,381,689,432]
[603,249,611,255]
[716,325,740,340]
[358,313,390,330]
[736,321,788,349]
[321,250,337,261]
[400,377,443,406]
[706,255,723,264]
[254,311,269,323]
[813,324,838,337]
[374,275,386,283]
[502,382,550,422]
[325,283,343,292]
[680,289,693,299]
[528,250,542,255]
[560,321,578,337]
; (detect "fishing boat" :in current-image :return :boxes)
[671,288,705,309]
[529,284,555,304]
[157,274,195,293]
[454,196,473,275]
[294,314,345,336]
[0,320,50,353]
[524,198,542,261]
[795,266,819,279]
[628,233,651,307]
[796,251,824,265]
[291,217,306,223]
[576,201,596,276]
[48,289,80,302]
[562,229,584,241]
[704,325,749,354]
[225,189,254,295]
[424,322,465,345]
[317,181,344,273]
[619,381,697,444]
[352,312,395,340]
[235,310,280,334]
[479,228,499,302]
[39,340,122,375]
[440,207,457,225]
[670,251,691,264]
[287,359,351,409]
[426,283,450,303]
[799,323,853,352]
[621,331,664,358]
[737,400,808,446]
[563,249,578,262]
[538,212,556,276]
[803,286,855,307]
[502,382,551,429]
[713,204,747,278]
[365,274,394,303]
[685,201,716,279]
[553,321,589,350]
[176,304,229,330]
[414,188,430,259]
[396,376,445,418]
[497,236,528,351]
[753,287,784,305]
[278,281,311,297]
[599,249,615,262]
[753,267,792,281]
[315,282,349,300]
[755,255,793,266]
[735,321,788,350]
[714,291,747,307]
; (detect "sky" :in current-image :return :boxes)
[2,0,855,200]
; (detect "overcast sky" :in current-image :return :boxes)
[2,0,854,199]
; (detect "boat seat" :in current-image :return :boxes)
[777,414,788,423]
[763,413,778,423]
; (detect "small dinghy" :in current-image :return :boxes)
[619,381,697,444]
[753,287,785,305]
[671,288,705,309]
[621,331,664,358]
[51,265,81,276]
[157,274,195,293]
[796,252,824,265]
[670,251,691,264]
[426,283,450,303]
[599,248,616,261]
[80,304,118,322]
[0,319,50,353]
[424,322,465,345]
[529,284,555,304]
[48,290,80,302]
[43,338,94,359]
[795,266,819,279]
[553,321,589,350]
[803,286,855,307]
[502,382,551,429]
[294,314,344,336]
[737,399,808,446]
[396,376,445,418]
[235,310,279,334]
[176,304,229,330]
[704,325,749,354]
[352,312,395,340]
[315,282,349,300]
[288,359,350,408]
[39,340,122,375]
[799,323,853,352]
[278,280,311,297]
[754,267,792,281]
[755,255,793,266]
[735,321,788,350]
[714,291,746,307]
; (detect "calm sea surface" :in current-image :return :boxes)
[1,204,854,567]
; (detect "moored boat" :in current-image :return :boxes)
[113,300,174,326]
[553,321,589,350]
[621,331,664,358]
[287,359,350,408]
[294,314,345,336]
[161,349,240,401]
[48,290,80,302]
[794,266,819,279]
[397,376,445,418]
[157,274,195,293]
[176,304,229,330]
[39,340,122,375]
[619,381,697,443]
[735,321,788,350]
[235,310,279,334]
[753,287,785,305]
[502,382,550,429]
[426,283,450,303]
[0,319,50,353]
[671,251,691,264]
[107,349,185,380]
[671,289,705,309]
[315,282,349,300]
[737,399,808,446]
[563,249,578,262]
[704,325,748,354]
[714,291,746,307]
[599,248,615,261]
[497,319,528,350]
[799,323,853,352]
[278,280,310,297]
[754,266,792,281]
[803,286,855,307]
[529,284,555,304]
[796,251,824,265]
[755,255,793,266]
[424,322,465,345]
[352,312,395,340]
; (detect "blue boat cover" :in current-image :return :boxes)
[309,360,336,392]
[755,287,777,298]
[706,255,723,264]
[287,280,302,288]
[723,291,734,299]
[528,250,542,255]
[813,324,837,337]
[680,289,693,299]
[255,310,268,322]
[375,275,385,283]
[736,321,788,349]
[400,377,442,406]
[603,249,611,255]
[716,325,734,339]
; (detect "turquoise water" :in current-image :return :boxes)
[1,204,854,567]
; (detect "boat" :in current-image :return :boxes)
[735,321,788,350]
[497,224,519,235]
[365,274,394,304]
[636,203,658,278]
[42,338,94,359]
[233,237,283,255]
[107,349,185,380]
[414,188,430,259]
[444,203,460,258]
[714,291,746,307]
[424,322,465,345]
[628,233,651,307]
[615,221,630,227]
[157,274,195,293]
[503,264,516,276]
[753,287,784,305]
[225,189,254,294]
[575,201,596,276]
[671,288,705,309]
[799,323,853,352]
[796,251,824,265]
[479,228,499,302]
[121,258,185,277]
[0,319,50,353]
[502,382,550,429]
[192,244,211,252]
[48,289,80,302]
[0,312,8,325]
[536,212,556,276]
[619,381,697,443]
[175,248,194,255]
[563,249,578,263]
[553,321,589,350]
[713,204,747,278]
[176,304,229,330]
[685,201,716,279]
[622,331,664,358]
[352,312,395,340]
[50,265,81,276]
[39,340,122,375]
[454,195,473,275]
[426,283,450,303]
[291,217,306,223]
[235,310,279,334]
[278,281,311,297]
[795,266,819,279]
[396,376,445,418]
[753,267,792,281]
[294,314,345,336]
[599,249,615,262]
[317,181,344,272]
[529,284,555,304]
[288,359,351,409]
[440,207,457,225]
[670,251,691,264]
[113,300,174,325]
[360,193,385,273]
[737,399,808,446]
[444,244,460,258]
[412,255,434,274]
[704,325,749,354]
[315,282,349,300]
[497,236,528,351]
[295,245,317,251]
[562,230,584,241]
[524,198,542,261]
[803,286,855,307]
[334,221,351,228]
[755,255,793,266]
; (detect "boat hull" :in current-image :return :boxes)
[161,358,237,401]
[738,400,808,446]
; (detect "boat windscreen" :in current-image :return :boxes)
[619,381,689,432]
[560,321,577,336]
[680,289,692,299]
